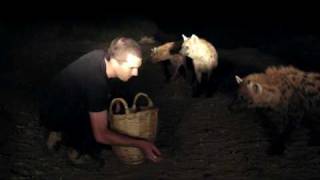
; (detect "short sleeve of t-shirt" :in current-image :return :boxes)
[79,50,110,112]
[85,77,110,112]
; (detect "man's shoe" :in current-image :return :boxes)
[68,148,105,168]
[46,131,62,151]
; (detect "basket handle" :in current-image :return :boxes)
[132,92,154,111]
[109,98,130,115]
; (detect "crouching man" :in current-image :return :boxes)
[40,37,161,166]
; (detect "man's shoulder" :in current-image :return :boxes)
[79,49,105,60]
[56,49,105,80]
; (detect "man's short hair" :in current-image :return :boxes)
[107,37,142,64]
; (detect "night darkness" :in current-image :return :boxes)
[1,4,320,179]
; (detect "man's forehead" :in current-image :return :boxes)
[126,53,142,67]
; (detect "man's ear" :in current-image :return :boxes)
[109,57,120,68]
[116,37,126,46]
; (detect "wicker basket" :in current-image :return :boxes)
[109,93,159,165]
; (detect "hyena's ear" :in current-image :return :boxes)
[151,47,157,53]
[190,34,199,44]
[182,34,189,41]
[250,82,263,94]
[235,75,243,84]
[191,34,199,39]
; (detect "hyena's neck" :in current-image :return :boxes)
[169,40,183,54]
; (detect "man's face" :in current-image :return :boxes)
[115,53,142,81]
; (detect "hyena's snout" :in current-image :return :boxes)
[179,47,187,56]
[228,95,249,112]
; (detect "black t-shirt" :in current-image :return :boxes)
[42,49,139,131]
[48,49,111,122]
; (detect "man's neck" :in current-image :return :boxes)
[105,58,115,78]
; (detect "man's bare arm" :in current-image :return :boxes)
[89,110,161,162]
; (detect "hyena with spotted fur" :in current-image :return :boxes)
[230,66,320,154]
[180,34,218,96]
[180,34,218,84]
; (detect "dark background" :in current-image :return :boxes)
[1,4,319,71]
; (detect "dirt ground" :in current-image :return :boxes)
[1,19,320,179]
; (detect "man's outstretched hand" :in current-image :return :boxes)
[138,141,162,163]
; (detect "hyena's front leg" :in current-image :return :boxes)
[170,65,181,81]
[265,113,292,155]
[205,70,213,97]
[159,61,172,82]
[169,55,186,81]
[306,116,320,146]
[192,66,203,97]
[195,68,202,84]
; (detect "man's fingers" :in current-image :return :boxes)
[152,146,161,156]
[154,155,162,162]
[149,154,161,163]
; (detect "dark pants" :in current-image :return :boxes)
[39,90,101,156]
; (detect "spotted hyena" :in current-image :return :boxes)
[180,34,218,96]
[180,34,218,83]
[230,65,320,154]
